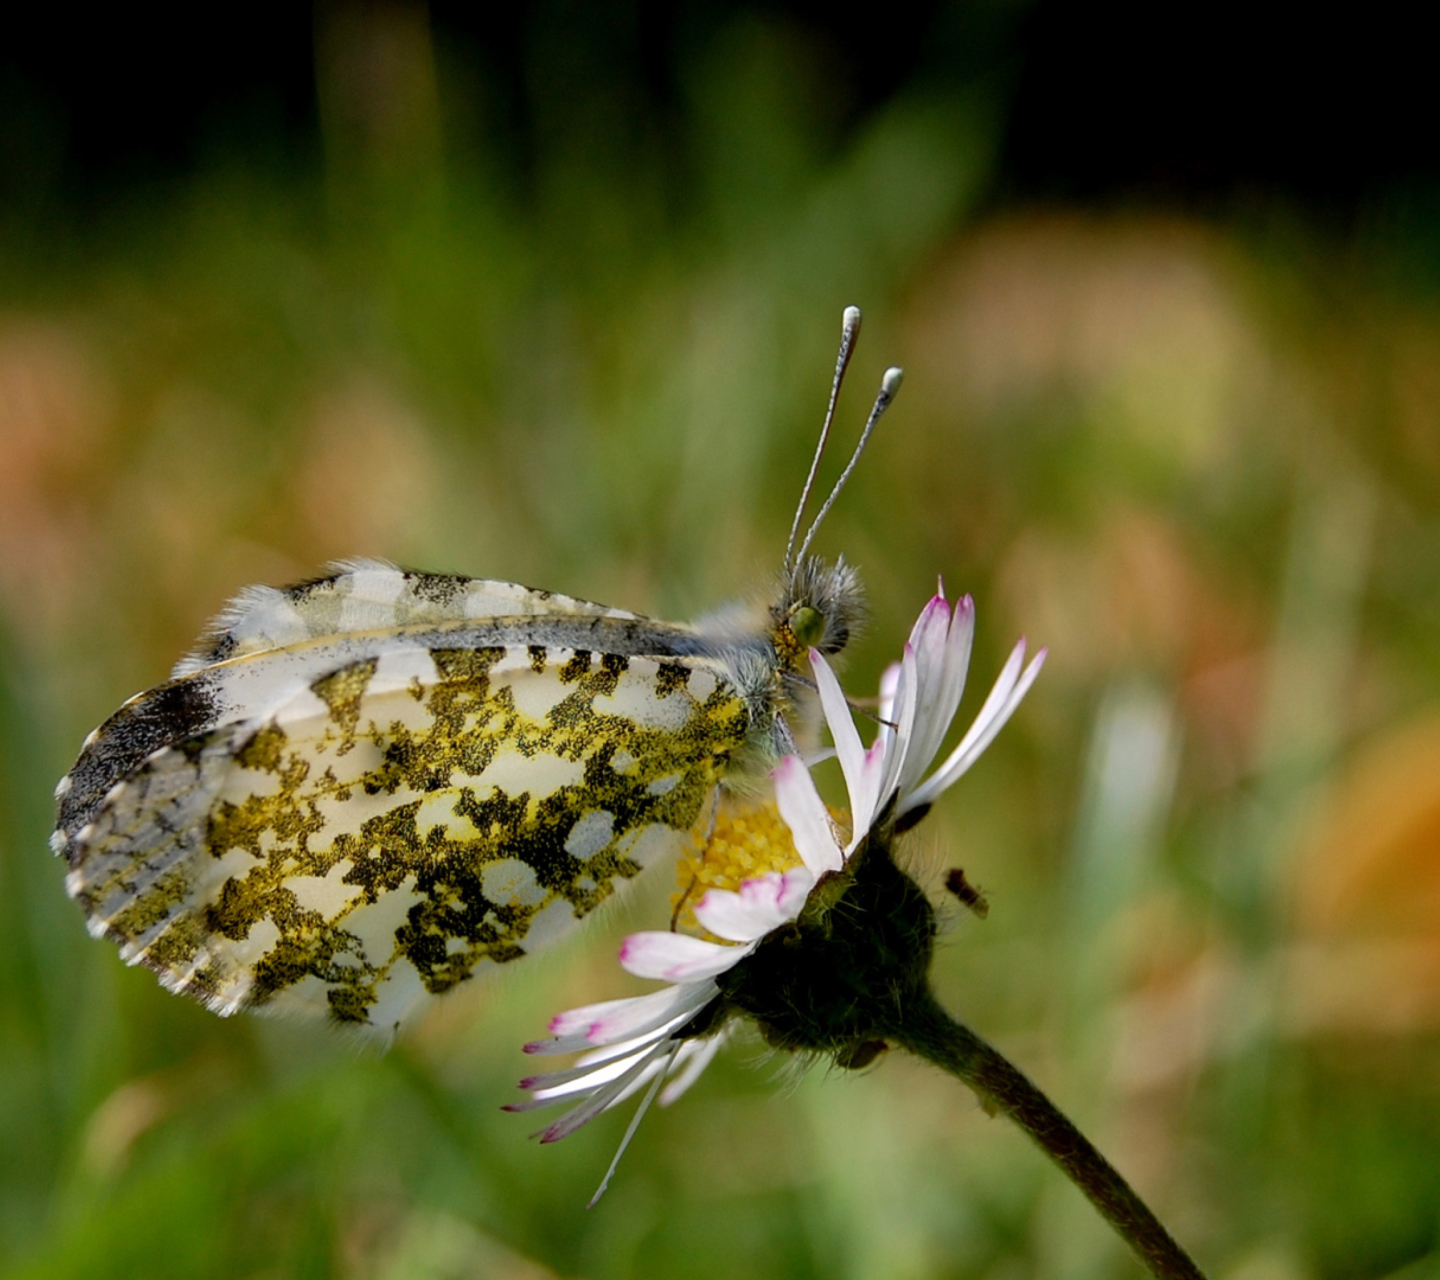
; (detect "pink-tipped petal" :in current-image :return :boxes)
[694,867,814,941]
[737,868,811,919]
[534,983,713,1054]
[773,755,844,877]
[936,594,976,722]
[619,931,746,982]
[509,1044,657,1112]
[906,643,1045,813]
[691,886,769,943]
[509,1075,628,1112]
[773,867,815,918]
[519,1035,657,1092]
[576,983,715,1048]
[546,990,670,1037]
[896,596,974,800]
[537,1043,672,1142]
[909,594,953,668]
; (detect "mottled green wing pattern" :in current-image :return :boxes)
[64,642,748,1031]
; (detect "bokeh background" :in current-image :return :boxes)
[3,4,1440,1277]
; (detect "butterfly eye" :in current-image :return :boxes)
[789,605,825,648]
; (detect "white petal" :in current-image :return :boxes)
[908,594,953,683]
[619,931,748,982]
[519,1028,669,1093]
[694,867,815,941]
[810,649,867,810]
[865,646,913,824]
[513,1045,652,1105]
[573,1032,660,1068]
[849,737,890,847]
[772,866,815,918]
[906,644,1046,813]
[538,1041,675,1142]
[900,596,974,800]
[933,636,1024,770]
[659,1031,729,1106]
[586,1045,681,1204]
[532,982,715,1054]
[543,985,679,1038]
[773,755,843,877]
[877,663,901,749]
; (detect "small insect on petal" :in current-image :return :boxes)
[945,868,990,918]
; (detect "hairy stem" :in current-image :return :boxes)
[889,990,1208,1280]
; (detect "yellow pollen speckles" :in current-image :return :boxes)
[671,797,849,941]
[771,622,805,667]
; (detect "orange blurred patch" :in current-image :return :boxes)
[1284,710,1440,1033]
[294,378,436,560]
[0,318,113,642]
[995,504,1261,691]
[905,212,1261,476]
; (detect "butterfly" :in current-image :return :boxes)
[51,307,903,1035]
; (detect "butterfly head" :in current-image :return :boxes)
[772,555,865,667]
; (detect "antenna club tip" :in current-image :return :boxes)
[881,366,904,395]
[842,305,862,329]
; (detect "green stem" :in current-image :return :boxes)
[889,989,1208,1280]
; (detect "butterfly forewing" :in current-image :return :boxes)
[58,567,752,1031]
[172,558,648,677]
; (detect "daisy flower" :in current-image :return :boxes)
[512,590,1044,1201]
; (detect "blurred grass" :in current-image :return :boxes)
[4,9,1440,1280]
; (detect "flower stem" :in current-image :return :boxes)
[890,990,1208,1280]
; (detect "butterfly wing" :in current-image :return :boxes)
[56,566,752,1032]
[172,557,648,676]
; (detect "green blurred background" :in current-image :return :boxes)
[3,4,1440,1277]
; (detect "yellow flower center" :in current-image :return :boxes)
[672,794,848,940]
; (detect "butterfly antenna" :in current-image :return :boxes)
[784,306,863,575]
[793,365,903,566]
[781,669,898,729]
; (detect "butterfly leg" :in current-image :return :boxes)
[669,789,721,932]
